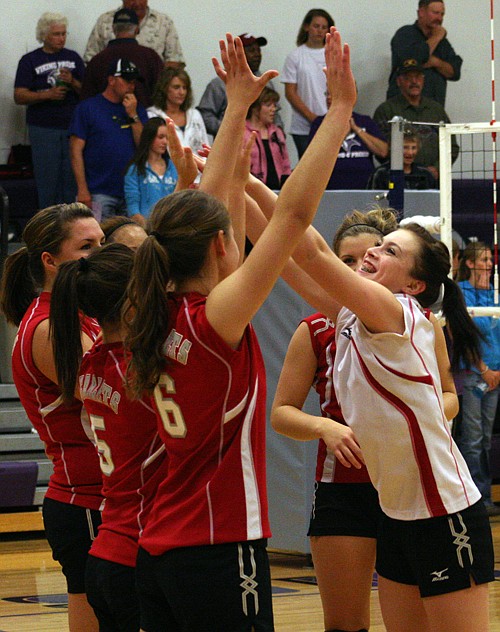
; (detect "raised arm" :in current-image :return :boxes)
[293,223,404,335]
[165,119,199,190]
[244,190,341,318]
[228,134,256,265]
[206,27,357,347]
[199,34,278,206]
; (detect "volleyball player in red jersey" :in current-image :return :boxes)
[0,203,104,632]
[124,28,356,632]
[49,243,167,631]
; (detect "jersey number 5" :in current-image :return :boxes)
[154,373,187,438]
[90,414,114,476]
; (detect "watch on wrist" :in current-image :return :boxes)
[130,115,140,123]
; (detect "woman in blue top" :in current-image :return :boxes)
[124,117,177,227]
[457,241,500,515]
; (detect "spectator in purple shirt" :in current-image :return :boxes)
[308,90,388,189]
[14,12,85,208]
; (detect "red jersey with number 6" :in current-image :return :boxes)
[139,292,271,555]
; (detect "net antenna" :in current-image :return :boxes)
[491,0,499,305]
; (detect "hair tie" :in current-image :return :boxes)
[151,231,167,246]
[78,257,89,272]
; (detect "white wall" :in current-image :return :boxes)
[0,1,494,163]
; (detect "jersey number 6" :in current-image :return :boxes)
[154,373,187,438]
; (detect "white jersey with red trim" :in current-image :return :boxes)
[80,341,167,567]
[334,294,480,520]
[12,292,103,510]
[303,313,371,484]
[139,292,271,555]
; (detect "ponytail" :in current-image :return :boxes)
[50,243,135,404]
[441,276,483,371]
[50,259,84,404]
[125,235,172,399]
[124,189,230,399]
[0,247,37,325]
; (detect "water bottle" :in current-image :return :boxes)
[473,379,489,398]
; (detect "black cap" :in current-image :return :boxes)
[107,58,141,80]
[113,8,139,25]
[397,58,425,76]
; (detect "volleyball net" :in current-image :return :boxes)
[439,121,500,315]
[385,118,500,315]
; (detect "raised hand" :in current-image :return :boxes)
[233,132,256,188]
[324,27,357,114]
[122,92,138,118]
[212,34,279,108]
[165,119,198,189]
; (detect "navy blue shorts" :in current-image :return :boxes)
[308,482,383,538]
[85,555,139,632]
[42,497,101,593]
[376,500,494,597]
[137,539,274,632]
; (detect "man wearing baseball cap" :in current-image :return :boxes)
[80,8,163,106]
[373,57,459,179]
[197,33,282,138]
[84,0,184,68]
[387,0,462,106]
[69,57,148,220]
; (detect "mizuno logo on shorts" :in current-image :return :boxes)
[430,568,449,582]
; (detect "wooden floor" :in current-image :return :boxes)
[1,515,500,631]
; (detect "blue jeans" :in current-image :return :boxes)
[456,372,499,503]
[28,125,76,208]
[91,194,126,222]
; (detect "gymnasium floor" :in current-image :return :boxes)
[1,515,500,631]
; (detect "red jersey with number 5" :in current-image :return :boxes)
[12,292,103,509]
[80,341,167,567]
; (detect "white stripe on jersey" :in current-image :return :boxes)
[240,377,263,541]
[19,298,77,497]
[224,389,249,424]
[182,296,264,543]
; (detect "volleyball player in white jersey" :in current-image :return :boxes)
[272,209,397,632]
[287,221,494,631]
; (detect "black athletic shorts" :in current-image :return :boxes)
[376,500,495,597]
[42,496,101,593]
[137,539,274,632]
[308,481,383,538]
[85,555,139,632]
